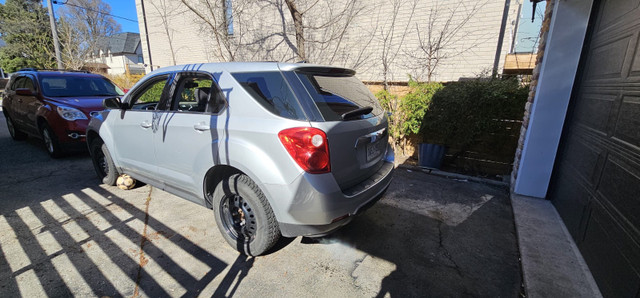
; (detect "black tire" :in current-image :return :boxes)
[40,122,63,158]
[213,174,280,256]
[5,114,27,141]
[90,139,119,186]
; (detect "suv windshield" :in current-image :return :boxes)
[295,71,382,121]
[40,75,124,97]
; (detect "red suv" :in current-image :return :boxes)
[2,69,124,157]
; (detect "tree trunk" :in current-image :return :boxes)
[284,0,305,61]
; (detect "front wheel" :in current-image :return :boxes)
[90,139,119,186]
[212,174,280,256]
[40,122,63,158]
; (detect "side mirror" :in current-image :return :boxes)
[103,97,123,109]
[16,88,35,96]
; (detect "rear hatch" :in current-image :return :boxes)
[291,68,390,191]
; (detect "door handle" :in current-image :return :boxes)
[193,123,210,131]
[140,121,152,128]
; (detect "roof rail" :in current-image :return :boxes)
[18,68,91,73]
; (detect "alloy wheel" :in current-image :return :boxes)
[42,128,54,153]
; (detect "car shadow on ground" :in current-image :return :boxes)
[303,169,522,297]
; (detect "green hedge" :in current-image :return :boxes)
[421,77,529,175]
[376,80,443,153]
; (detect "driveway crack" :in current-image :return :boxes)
[133,186,153,297]
[438,221,463,277]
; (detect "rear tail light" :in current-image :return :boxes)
[278,127,330,174]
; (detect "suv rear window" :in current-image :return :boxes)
[295,72,382,121]
[232,71,306,120]
[40,75,124,97]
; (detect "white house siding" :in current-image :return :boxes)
[136,0,520,82]
[91,44,145,75]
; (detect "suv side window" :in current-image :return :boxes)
[171,73,226,113]
[11,76,25,90]
[232,71,306,120]
[129,75,169,110]
[22,76,36,92]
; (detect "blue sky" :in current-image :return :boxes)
[514,1,546,53]
[0,0,140,33]
[97,0,140,33]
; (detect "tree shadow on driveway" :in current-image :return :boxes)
[0,183,233,297]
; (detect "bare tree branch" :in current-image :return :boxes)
[148,0,185,65]
[58,0,120,70]
[179,0,237,61]
[407,0,484,81]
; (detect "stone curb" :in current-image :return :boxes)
[396,164,509,188]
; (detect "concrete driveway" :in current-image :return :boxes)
[0,112,522,297]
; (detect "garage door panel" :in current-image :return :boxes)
[599,0,640,31]
[559,131,605,185]
[613,95,640,147]
[580,201,640,298]
[585,36,633,80]
[596,156,640,232]
[573,93,617,133]
[589,199,640,276]
[550,173,591,240]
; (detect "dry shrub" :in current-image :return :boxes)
[107,73,145,90]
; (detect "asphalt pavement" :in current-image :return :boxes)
[0,111,522,297]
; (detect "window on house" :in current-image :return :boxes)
[138,55,144,64]
[224,0,233,35]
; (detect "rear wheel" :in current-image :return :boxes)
[90,139,118,186]
[5,114,27,141]
[212,174,280,256]
[40,122,63,158]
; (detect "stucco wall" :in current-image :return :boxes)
[136,0,520,82]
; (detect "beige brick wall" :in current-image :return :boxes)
[136,0,520,82]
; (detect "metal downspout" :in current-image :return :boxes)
[494,0,512,76]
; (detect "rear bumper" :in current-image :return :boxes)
[267,161,395,237]
[279,181,390,237]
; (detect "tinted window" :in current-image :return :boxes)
[232,72,305,120]
[295,72,382,121]
[40,75,124,97]
[23,77,35,91]
[11,77,25,90]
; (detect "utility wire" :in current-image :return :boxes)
[52,0,138,23]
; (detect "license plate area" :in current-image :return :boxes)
[366,140,384,162]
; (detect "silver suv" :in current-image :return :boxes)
[87,62,394,255]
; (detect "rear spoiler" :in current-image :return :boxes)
[293,66,356,77]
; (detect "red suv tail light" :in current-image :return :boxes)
[278,127,331,174]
